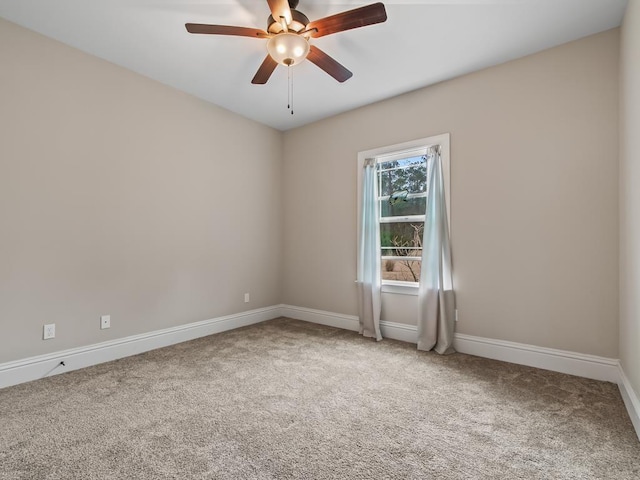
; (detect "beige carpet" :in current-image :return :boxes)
[1,318,638,479]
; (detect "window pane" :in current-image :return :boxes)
[382,259,422,283]
[382,217,422,282]
[377,157,428,196]
[380,222,424,253]
[380,196,426,217]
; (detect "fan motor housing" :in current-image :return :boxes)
[267,9,310,34]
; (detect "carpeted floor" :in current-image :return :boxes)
[0,318,639,479]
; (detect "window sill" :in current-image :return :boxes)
[381,282,419,296]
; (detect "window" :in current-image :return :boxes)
[357,134,450,294]
[377,150,429,284]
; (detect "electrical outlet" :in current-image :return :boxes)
[100,315,111,330]
[244,293,250,303]
[43,323,55,340]
[455,309,459,322]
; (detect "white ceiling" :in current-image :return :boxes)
[0,0,628,131]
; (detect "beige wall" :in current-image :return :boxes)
[0,18,283,363]
[283,29,620,357]
[620,1,640,397]
[0,17,623,365]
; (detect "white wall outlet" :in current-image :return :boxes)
[455,309,459,322]
[43,323,55,340]
[244,293,250,303]
[100,315,111,329]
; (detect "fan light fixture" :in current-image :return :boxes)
[185,0,389,95]
[267,33,310,66]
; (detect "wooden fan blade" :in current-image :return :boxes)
[307,46,353,83]
[307,2,387,38]
[267,0,292,25]
[251,55,279,84]
[185,24,269,38]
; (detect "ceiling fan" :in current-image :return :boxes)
[185,0,388,85]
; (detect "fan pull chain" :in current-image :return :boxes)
[286,66,295,115]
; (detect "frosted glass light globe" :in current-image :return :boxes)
[267,33,310,66]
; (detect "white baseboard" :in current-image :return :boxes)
[618,365,640,441]
[380,320,419,343]
[281,305,619,383]
[453,333,619,383]
[0,305,282,390]
[278,304,418,343]
[280,305,360,331]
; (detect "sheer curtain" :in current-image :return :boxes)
[417,148,455,354]
[357,158,382,341]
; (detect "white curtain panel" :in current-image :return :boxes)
[357,158,382,341]
[417,149,456,354]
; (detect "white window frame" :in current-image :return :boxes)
[357,134,451,296]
